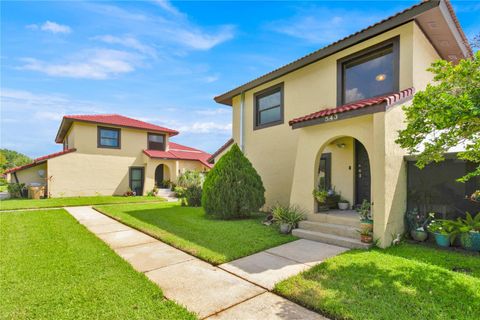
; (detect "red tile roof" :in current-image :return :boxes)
[56,114,178,143]
[289,88,415,126]
[5,149,76,174]
[207,138,234,164]
[144,142,212,168]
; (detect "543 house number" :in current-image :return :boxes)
[324,114,338,122]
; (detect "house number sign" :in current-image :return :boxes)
[324,114,338,122]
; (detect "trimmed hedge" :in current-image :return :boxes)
[202,144,265,219]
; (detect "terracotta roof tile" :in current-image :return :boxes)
[289,88,415,126]
[64,114,178,135]
[5,149,76,174]
[144,142,212,168]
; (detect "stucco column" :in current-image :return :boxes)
[372,112,387,246]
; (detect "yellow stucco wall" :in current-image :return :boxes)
[11,163,47,186]
[232,22,415,208]
[227,22,439,246]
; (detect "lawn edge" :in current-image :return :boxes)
[0,199,166,212]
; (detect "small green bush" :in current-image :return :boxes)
[271,204,306,228]
[176,170,204,207]
[202,144,265,219]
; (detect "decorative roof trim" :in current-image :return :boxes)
[289,88,415,129]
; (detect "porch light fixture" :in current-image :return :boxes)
[336,143,346,149]
[375,73,387,81]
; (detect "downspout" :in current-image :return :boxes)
[239,91,245,152]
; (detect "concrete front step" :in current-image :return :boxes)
[292,229,371,249]
[298,220,359,239]
[306,212,360,228]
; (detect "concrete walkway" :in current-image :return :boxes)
[66,206,345,319]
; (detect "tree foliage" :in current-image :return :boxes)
[0,149,31,171]
[202,144,265,219]
[396,51,480,182]
[176,170,204,207]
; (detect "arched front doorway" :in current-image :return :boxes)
[354,139,371,205]
[155,164,164,187]
[316,137,371,208]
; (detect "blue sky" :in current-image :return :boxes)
[1,0,479,158]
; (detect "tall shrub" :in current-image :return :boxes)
[202,144,265,219]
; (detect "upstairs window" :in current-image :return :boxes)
[98,127,120,149]
[254,83,284,129]
[338,37,399,105]
[148,133,166,151]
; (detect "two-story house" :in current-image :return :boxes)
[212,0,472,247]
[6,114,211,197]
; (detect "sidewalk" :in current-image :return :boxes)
[66,206,341,319]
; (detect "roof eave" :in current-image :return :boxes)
[214,0,440,106]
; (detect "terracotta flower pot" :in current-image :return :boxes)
[360,219,373,232]
[360,234,373,243]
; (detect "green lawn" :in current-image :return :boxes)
[0,209,195,320]
[275,243,480,320]
[0,195,163,210]
[95,202,296,265]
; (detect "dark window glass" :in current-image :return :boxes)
[99,127,120,148]
[317,153,331,190]
[148,133,165,151]
[256,87,282,127]
[343,46,394,104]
[130,167,144,195]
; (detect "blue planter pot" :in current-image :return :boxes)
[433,233,450,247]
[461,232,480,251]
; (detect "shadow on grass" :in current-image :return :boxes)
[107,205,293,264]
[277,249,480,320]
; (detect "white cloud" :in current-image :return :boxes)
[93,35,157,57]
[178,122,232,133]
[152,0,182,16]
[85,2,234,51]
[345,88,365,103]
[267,7,382,44]
[1,88,106,118]
[20,49,141,79]
[195,108,230,116]
[26,21,71,34]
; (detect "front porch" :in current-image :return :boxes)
[293,210,370,249]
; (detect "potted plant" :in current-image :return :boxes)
[358,227,373,243]
[447,212,480,251]
[312,189,329,212]
[427,220,453,248]
[338,198,350,210]
[405,209,434,242]
[356,200,373,232]
[325,188,340,209]
[272,204,306,234]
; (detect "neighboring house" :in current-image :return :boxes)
[207,138,234,165]
[5,114,211,197]
[213,0,473,247]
